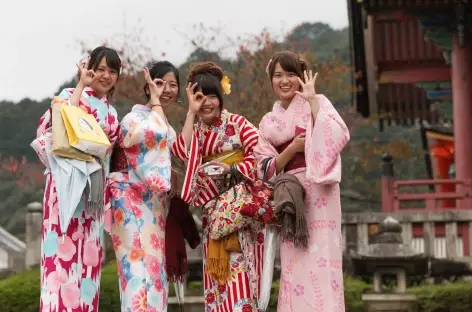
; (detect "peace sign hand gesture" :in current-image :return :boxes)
[76,57,99,88]
[144,67,166,99]
[186,82,207,114]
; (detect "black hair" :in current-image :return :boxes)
[187,62,224,109]
[268,51,308,82]
[84,46,121,97]
[144,61,180,100]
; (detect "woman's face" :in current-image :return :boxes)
[196,93,221,125]
[90,57,119,98]
[271,62,301,103]
[159,71,179,108]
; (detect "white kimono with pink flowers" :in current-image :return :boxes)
[254,94,349,312]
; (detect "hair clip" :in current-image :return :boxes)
[265,59,272,76]
[221,76,231,95]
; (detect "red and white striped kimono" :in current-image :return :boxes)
[172,110,264,312]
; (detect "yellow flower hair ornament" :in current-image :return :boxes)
[221,76,231,95]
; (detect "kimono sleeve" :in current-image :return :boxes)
[305,95,350,184]
[30,88,73,169]
[254,114,279,182]
[232,115,259,181]
[120,110,171,194]
[105,105,120,151]
[171,133,189,162]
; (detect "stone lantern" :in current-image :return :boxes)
[351,216,428,312]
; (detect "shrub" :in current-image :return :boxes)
[409,281,472,312]
[2,264,472,312]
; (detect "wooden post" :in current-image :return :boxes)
[452,35,472,209]
[382,154,395,212]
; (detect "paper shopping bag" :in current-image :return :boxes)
[61,104,111,159]
[51,97,94,161]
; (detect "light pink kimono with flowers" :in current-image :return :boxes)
[254,94,349,312]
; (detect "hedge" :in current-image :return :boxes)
[1,263,471,312]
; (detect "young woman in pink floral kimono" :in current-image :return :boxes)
[31,46,121,312]
[254,51,350,312]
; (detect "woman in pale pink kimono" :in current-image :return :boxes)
[254,51,350,311]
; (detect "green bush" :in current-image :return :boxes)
[409,282,472,312]
[1,264,472,312]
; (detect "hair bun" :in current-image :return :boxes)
[187,61,224,83]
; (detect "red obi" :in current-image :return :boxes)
[276,140,306,172]
[110,145,128,172]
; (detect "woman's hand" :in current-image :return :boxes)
[289,133,306,154]
[204,162,231,180]
[76,57,99,88]
[186,82,207,114]
[144,67,166,100]
[295,70,320,117]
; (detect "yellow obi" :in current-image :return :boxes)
[202,149,245,166]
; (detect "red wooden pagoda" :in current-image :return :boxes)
[348,0,472,257]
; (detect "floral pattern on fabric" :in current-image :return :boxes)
[109,104,175,312]
[32,87,119,312]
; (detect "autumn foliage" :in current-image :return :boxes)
[0,153,43,188]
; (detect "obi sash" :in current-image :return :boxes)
[276,140,306,172]
[202,149,245,166]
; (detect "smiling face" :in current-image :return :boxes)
[271,62,301,105]
[159,71,179,108]
[90,57,119,98]
[196,92,221,125]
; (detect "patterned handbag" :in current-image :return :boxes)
[240,158,277,224]
[203,167,252,240]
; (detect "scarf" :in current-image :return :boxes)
[84,157,104,218]
[273,173,308,248]
[166,195,201,282]
[206,234,241,284]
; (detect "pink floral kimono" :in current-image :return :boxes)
[254,94,349,312]
[31,87,119,312]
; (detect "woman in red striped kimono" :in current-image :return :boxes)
[171,62,264,312]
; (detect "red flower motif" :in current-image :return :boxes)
[213,119,223,127]
[127,144,140,155]
[225,124,235,136]
[242,303,253,312]
[107,113,116,125]
[150,233,159,250]
[158,216,166,230]
[112,234,122,249]
[257,232,264,244]
[217,284,226,293]
[206,293,215,304]
[155,278,163,291]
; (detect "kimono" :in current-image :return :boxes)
[109,104,175,312]
[172,110,264,312]
[254,94,350,312]
[31,87,119,312]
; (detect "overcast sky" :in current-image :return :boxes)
[0,0,348,102]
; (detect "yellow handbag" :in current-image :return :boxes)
[51,97,94,161]
[61,104,111,159]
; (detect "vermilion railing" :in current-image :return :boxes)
[381,155,472,212]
